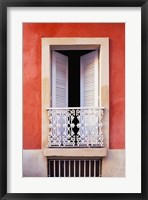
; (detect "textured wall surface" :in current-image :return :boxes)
[23,23,125,149]
[23,149,125,177]
[23,150,47,177]
[102,149,125,177]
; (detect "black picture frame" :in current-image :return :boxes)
[0,0,147,199]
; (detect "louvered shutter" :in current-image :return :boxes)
[80,50,99,107]
[52,51,68,107]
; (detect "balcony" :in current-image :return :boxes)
[46,107,105,148]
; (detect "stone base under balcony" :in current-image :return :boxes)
[44,148,107,159]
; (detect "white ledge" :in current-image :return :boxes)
[44,148,107,158]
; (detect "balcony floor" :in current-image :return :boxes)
[44,147,107,159]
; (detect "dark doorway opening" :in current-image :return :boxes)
[56,50,94,107]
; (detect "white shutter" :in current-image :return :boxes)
[80,50,99,107]
[52,51,68,107]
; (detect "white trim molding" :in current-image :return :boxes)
[41,37,109,149]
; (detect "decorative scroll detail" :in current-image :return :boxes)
[47,107,104,147]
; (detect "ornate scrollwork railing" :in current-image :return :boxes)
[46,107,104,147]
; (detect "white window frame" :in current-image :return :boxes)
[41,38,109,149]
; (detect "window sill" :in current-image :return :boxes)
[44,147,107,159]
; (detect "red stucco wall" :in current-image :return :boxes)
[23,23,125,149]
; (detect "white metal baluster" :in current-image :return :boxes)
[64,160,66,177]
[69,160,71,177]
[79,161,81,177]
[84,160,86,177]
[94,160,96,177]
[99,159,102,177]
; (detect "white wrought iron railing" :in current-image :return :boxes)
[46,107,104,147]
